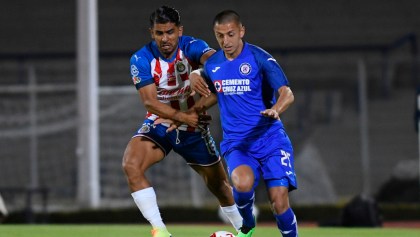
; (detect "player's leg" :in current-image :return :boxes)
[261,130,298,237]
[190,162,242,231]
[174,128,242,231]
[267,183,298,237]
[231,164,257,236]
[122,137,171,236]
[122,122,173,237]
[123,137,164,190]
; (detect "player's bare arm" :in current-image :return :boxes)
[200,49,216,65]
[190,70,210,97]
[260,85,294,120]
[191,93,218,128]
[193,92,218,113]
[190,50,216,97]
[138,83,200,127]
[158,93,218,132]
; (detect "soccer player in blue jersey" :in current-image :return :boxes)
[191,10,298,237]
[122,6,242,237]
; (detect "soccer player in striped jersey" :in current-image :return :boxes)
[122,6,242,237]
[191,10,299,237]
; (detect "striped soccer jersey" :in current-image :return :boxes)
[130,36,213,131]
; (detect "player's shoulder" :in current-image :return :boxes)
[206,49,225,63]
[246,42,279,66]
[179,35,213,55]
[246,43,272,59]
[130,42,155,63]
[178,35,204,46]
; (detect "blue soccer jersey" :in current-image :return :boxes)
[203,42,290,140]
[204,42,297,190]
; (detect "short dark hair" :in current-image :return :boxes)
[213,10,242,26]
[149,6,181,27]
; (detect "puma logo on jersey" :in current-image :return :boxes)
[212,66,221,73]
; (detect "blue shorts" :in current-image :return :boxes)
[133,119,220,166]
[221,129,297,191]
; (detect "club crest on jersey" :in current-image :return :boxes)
[132,76,141,85]
[239,63,251,75]
[214,80,223,93]
[176,61,187,73]
[131,65,139,76]
[138,123,151,134]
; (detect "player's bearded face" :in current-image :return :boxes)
[214,21,245,60]
[150,23,183,59]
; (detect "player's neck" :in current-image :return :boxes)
[162,51,176,60]
[159,47,179,60]
[225,41,244,61]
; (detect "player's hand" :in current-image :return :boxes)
[190,72,211,97]
[260,109,280,120]
[154,118,180,133]
[175,110,199,128]
[197,114,212,130]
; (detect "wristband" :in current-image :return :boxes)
[190,68,203,76]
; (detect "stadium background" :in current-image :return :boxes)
[0,0,419,223]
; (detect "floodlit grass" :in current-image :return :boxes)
[0,224,419,237]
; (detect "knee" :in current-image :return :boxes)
[269,189,290,215]
[231,167,255,192]
[122,150,143,177]
[271,199,289,215]
[122,156,135,174]
[232,180,253,192]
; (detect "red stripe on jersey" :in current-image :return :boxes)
[180,71,189,81]
[170,100,180,110]
[187,95,195,109]
[175,51,188,81]
[153,59,162,85]
[167,61,176,86]
[176,50,181,61]
[186,126,195,132]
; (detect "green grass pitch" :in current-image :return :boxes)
[0,224,419,237]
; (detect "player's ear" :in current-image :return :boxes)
[178,25,184,36]
[240,25,245,38]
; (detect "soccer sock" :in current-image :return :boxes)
[233,189,256,229]
[220,205,243,231]
[0,194,8,217]
[131,187,166,229]
[275,208,298,237]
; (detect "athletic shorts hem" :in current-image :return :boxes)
[186,156,221,166]
[132,134,168,156]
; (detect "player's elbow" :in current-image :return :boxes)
[287,89,295,105]
[282,86,294,105]
[143,99,156,112]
